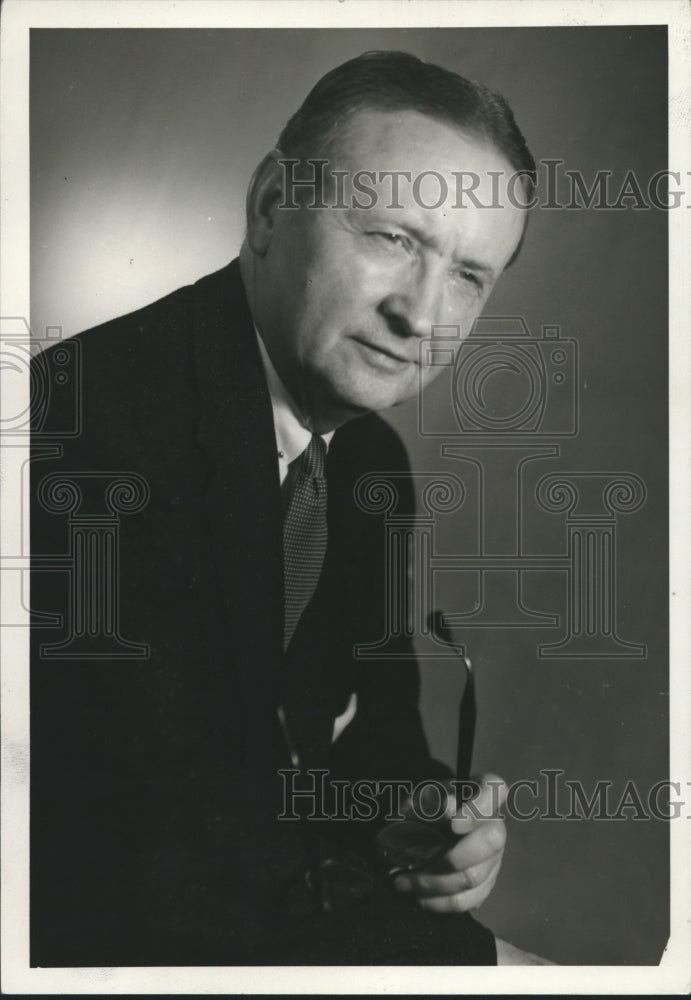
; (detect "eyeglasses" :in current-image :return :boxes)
[376,612,477,874]
[277,611,477,911]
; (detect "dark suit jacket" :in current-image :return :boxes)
[30,260,495,966]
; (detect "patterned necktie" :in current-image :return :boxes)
[282,434,328,651]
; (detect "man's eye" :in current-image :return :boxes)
[371,231,407,249]
[458,270,483,291]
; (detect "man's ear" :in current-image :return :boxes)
[245,148,285,256]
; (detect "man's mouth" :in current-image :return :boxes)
[350,336,415,371]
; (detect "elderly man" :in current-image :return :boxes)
[31,51,550,966]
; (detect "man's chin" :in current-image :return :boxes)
[326,392,409,427]
[329,375,417,420]
[306,367,418,429]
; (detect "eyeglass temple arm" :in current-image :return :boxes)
[428,610,476,785]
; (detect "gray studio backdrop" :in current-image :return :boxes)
[30,27,668,965]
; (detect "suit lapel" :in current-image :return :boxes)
[192,260,284,771]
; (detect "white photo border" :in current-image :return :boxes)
[1,0,689,994]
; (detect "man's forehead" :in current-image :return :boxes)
[311,108,527,269]
[324,106,511,177]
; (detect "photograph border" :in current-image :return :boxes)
[1,0,689,994]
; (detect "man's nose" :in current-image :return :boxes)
[378,264,444,340]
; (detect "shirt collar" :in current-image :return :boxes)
[254,327,334,481]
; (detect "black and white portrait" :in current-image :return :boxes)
[1,1,688,993]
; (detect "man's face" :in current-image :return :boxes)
[252,108,527,431]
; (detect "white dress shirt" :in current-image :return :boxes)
[254,326,356,740]
[254,328,334,485]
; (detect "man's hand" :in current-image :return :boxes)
[392,773,507,913]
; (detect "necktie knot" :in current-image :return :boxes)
[299,434,327,479]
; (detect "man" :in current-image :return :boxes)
[31,51,549,966]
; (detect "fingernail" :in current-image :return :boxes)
[394,877,411,892]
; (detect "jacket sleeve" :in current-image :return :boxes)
[327,414,453,788]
